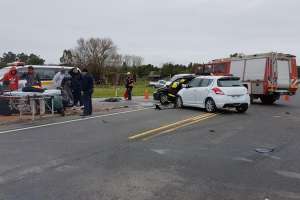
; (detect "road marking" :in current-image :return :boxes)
[142,114,217,141]
[275,170,300,180]
[129,113,217,141]
[128,113,213,140]
[232,157,254,163]
[0,108,152,135]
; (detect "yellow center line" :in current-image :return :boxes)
[142,114,217,141]
[128,113,217,141]
[128,113,213,140]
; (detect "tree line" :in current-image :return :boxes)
[59,37,195,82]
[1,37,197,83]
[0,52,45,66]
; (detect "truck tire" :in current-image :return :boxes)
[260,95,277,105]
[250,95,254,104]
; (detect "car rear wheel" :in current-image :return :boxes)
[175,96,183,108]
[205,98,217,113]
[236,104,248,113]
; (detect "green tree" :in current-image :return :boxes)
[0,52,45,66]
[16,53,29,63]
[27,54,45,65]
[161,63,190,77]
[0,52,17,66]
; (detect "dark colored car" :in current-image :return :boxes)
[153,75,196,103]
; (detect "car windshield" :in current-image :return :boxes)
[169,75,180,82]
[217,77,242,87]
[0,68,9,79]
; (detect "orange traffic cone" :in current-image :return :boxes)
[283,95,290,102]
[144,89,149,100]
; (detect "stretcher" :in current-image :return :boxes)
[0,90,61,120]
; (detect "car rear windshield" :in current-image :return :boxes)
[217,77,242,87]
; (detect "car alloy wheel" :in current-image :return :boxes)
[205,98,216,113]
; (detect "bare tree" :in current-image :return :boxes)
[131,55,143,67]
[62,37,117,80]
[122,54,144,67]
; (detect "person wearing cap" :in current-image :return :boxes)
[24,66,41,87]
[80,68,94,116]
[0,66,19,91]
[125,72,134,100]
[53,68,67,89]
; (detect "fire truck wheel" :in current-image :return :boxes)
[250,95,254,104]
[260,95,277,105]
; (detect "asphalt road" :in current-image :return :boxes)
[0,94,300,200]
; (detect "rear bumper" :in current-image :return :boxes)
[223,103,248,108]
[214,95,250,109]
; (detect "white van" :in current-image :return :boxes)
[0,65,74,89]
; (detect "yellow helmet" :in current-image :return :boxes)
[180,79,186,83]
[171,82,179,89]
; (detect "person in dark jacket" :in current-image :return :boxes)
[69,67,82,107]
[125,72,134,100]
[81,68,94,116]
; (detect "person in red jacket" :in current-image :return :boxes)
[0,66,19,91]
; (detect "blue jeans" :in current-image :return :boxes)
[82,92,92,115]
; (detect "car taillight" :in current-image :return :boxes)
[212,87,224,95]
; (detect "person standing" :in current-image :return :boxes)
[69,67,82,107]
[125,72,134,100]
[53,68,66,89]
[1,66,19,91]
[81,68,94,116]
[24,66,41,87]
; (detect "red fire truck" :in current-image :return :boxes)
[197,53,298,104]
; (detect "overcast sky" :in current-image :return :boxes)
[0,0,299,65]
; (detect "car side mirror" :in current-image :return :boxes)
[182,84,189,88]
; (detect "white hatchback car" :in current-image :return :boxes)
[177,76,250,113]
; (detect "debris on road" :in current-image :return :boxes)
[255,148,275,154]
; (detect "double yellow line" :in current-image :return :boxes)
[128,113,217,141]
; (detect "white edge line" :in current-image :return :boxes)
[0,107,152,135]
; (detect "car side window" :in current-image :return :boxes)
[199,79,213,87]
[17,68,28,79]
[189,78,202,87]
